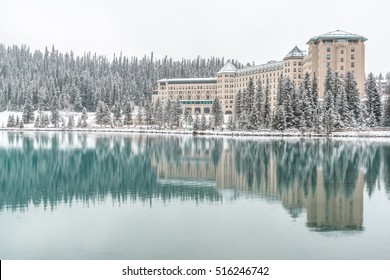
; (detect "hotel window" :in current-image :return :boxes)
[327,62,330,67]
[340,58,344,62]
[351,62,355,68]
[351,47,355,52]
[341,50,344,54]
[351,54,355,59]
[327,47,331,52]
[327,54,330,59]
[340,66,344,70]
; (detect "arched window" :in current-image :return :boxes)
[204,107,210,114]
[225,110,232,115]
[195,108,201,113]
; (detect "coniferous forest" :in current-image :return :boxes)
[1,43,390,132]
[0,44,239,112]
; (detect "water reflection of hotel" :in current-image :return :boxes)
[152,139,364,231]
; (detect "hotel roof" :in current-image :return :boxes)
[308,30,367,43]
[158,77,217,84]
[217,61,237,74]
[284,46,306,59]
[236,61,283,75]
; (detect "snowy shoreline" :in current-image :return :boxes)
[2,126,390,139]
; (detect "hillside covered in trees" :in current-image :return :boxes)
[0,44,241,113]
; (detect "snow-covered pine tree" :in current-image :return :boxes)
[123,98,133,127]
[172,98,182,127]
[255,80,264,128]
[247,78,255,115]
[227,115,235,131]
[137,106,143,126]
[7,115,15,127]
[338,86,350,127]
[383,96,390,127]
[324,66,335,96]
[272,105,286,131]
[311,72,319,110]
[51,93,60,127]
[344,71,361,123]
[365,72,382,126]
[263,79,271,128]
[22,95,34,124]
[211,97,223,129]
[193,112,200,131]
[67,114,75,129]
[276,74,284,106]
[284,95,294,129]
[201,114,207,131]
[95,100,105,127]
[183,108,192,128]
[113,101,122,126]
[43,113,50,127]
[234,90,242,127]
[144,96,153,125]
[80,107,88,128]
[163,99,172,128]
[103,103,111,127]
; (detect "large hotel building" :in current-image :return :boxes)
[153,30,367,114]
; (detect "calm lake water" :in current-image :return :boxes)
[0,132,390,259]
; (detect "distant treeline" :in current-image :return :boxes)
[0,44,241,112]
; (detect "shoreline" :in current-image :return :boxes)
[2,127,390,138]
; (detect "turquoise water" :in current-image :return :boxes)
[0,132,389,259]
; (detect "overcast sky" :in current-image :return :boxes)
[1,0,389,75]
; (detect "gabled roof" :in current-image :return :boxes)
[308,30,367,43]
[284,46,305,60]
[236,61,283,75]
[217,61,237,74]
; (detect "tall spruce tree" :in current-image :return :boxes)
[211,97,223,129]
[365,72,382,126]
[344,71,361,123]
[263,79,271,128]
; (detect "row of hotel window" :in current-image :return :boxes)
[326,54,356,60]
[184,107,235,114]
[327,47,355,53]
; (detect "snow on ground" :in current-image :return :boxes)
[1,110,390,139]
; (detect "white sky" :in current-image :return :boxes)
[1,0,389,75]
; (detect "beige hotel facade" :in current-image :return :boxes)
[153,30,367,114]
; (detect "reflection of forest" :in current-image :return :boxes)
[1,132,389,231]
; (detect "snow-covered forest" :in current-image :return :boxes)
[1,43,390,132]
[0,44,238,114]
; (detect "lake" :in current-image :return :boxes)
[0,132,389,259]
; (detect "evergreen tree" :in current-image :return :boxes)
[211,97,223,129]
[137,106,143,126]
[263,79,271,128]
[272,105,286,131]
[338,86,350,127]
[311,72,319,110]
[284,95,294,128]
[234,90,242,127]
[183,108,193,128]
[172,98,182,127]
[144,97,153,125]
[22,95,34,124]
[19,119,24,129]
[344,71,361,122]
[383,97,390,127]
[113,101,122,126]
[365,72,382,126]
[163,99,172,128]
[51,94,60,127]
[193,112,200,131]
[67,114,75,129]
[324,66,335,96]
[7,115,15,127]
[103,103,111,127]
[95,101,105,127]
[80,107,88,128]
[227,115,235,131]
[255,81,264,128]
[201,114,207,131]
[123,99,133,127]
